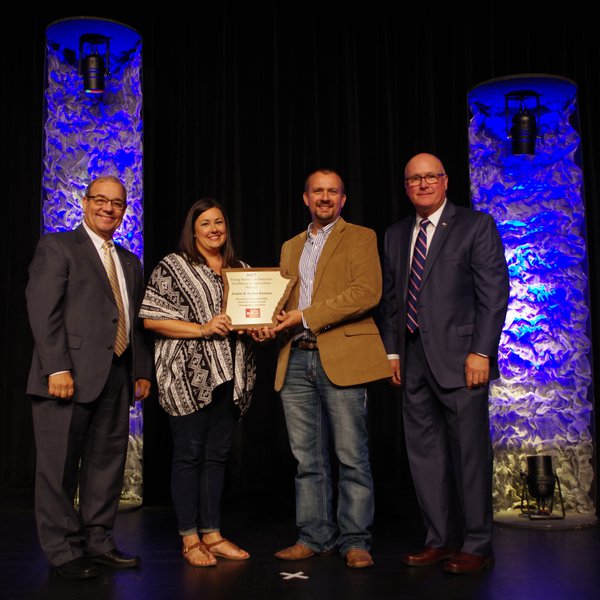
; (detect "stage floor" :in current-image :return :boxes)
[1,485,599,600]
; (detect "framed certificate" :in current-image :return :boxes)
[222,268,297,329]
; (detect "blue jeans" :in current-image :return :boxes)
[280,348,374,555]
[168,382,236,536]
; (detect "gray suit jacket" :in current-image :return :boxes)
[26,224,153,401]
[380,201,509,388]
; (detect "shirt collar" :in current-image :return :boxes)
[307,217,338,239]
[418,198,447,228]
[82,221,113,251]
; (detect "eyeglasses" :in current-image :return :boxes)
[86,195,127,211]
[404,173,446,188]
[310,187,341,196]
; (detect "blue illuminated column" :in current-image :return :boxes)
[43,17,144,507]
[468,75,595,518]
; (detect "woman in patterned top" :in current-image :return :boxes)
[140,198,256,567]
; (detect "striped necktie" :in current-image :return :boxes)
[102,241,128,356]
[406,218,430,333]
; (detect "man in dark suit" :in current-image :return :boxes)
[26,175,153,579]
[380,153,509,574]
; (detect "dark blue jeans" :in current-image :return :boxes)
[169,382,236,535]
[280,349,374,555]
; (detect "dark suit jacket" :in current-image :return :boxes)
[26,224,153,401]
[381,201,509,388]
[275,217,390,391]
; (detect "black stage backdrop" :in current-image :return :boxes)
[1,1,598,509]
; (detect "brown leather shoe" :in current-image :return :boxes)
[274,543,335,560]
[401,546,456,567]
[443,551,494,574]
[345,548,374,569]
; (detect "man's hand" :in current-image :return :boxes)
[48,372,75,400]
[465,353,490,389]
[247,326,277,344]
[135,378,152,401]
[273,309,303,333]
[389,358,402,386]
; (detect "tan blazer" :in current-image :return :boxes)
[274,218,390,391]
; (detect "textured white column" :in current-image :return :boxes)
[43,18,144,508]
[468,75,595,518]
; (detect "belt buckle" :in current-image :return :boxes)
[296,339,317,351]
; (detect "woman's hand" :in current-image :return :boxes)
[205,313,234,338]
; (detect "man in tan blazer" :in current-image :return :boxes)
[260,168,390,569]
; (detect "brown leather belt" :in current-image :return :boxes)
[292,339,318,351]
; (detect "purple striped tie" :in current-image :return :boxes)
[406,218,430,333]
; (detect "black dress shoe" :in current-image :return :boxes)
[55,557,100,579]
[92,548,140,569]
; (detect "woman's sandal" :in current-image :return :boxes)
[204,538,250,560]
[182,541,217,567]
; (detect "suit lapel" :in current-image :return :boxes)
[289,234,306,275]
[75,225,115,303]
[313,218,345,296]
[421,202,455,286]
[400,218,415,299]
[75,225,132,311]
[287,232,307,306]
[115,245,136,318]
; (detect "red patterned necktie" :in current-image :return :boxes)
[406,218,430,333]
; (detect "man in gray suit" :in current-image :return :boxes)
[26,175,153,578]
[380,153,509,574]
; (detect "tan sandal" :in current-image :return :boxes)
[182,541,217,567]
[204,537,250,560]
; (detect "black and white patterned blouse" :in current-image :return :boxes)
[139,252,255,417]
